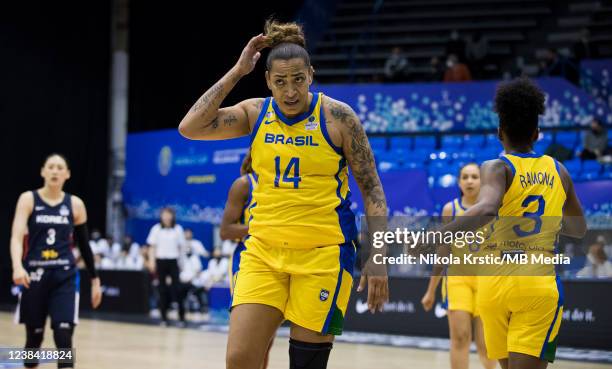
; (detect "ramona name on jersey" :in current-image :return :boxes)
[519,171,555,189]
[264,133,319,146]
[35,215,69,224]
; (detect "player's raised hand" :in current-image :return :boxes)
[13,266,30,289]
[91,277,102,309]
[235,34,268,77]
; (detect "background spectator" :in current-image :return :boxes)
[539,48,579,85]
[465,32,488,79]
[178,241,206,323]
[577,238,612,278]
[91,231,110,256]
[185,228,209,258]
[384,47,410,82]
[580,118,611,161]
[89,228,103,250]
[196,248,229,290]
[115,235,144,270]
[109,235,122,261]
[444,54,472,82]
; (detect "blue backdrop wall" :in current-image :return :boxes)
[316,77,611,132]
[124,78,612,248]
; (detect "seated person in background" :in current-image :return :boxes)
[465,32,488,79]
[178,242,206,322]
[196,248,229,290]
[185,228,209,258]
[123,235,142,259]
[384,46,410,82]
[89,228,102,251]
[109,236,122,261]
[180,242,204,282]
[99,252,116,270]
[538,48,579,85]
[92,250,115,270]
[116,235,145,270]
[580,118,611,161]
[90,229,109,256]
[444,54,472,82]
[577,238,612,278]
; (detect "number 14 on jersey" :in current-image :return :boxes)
[274,156,301,189]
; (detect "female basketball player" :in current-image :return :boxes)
[421,163,496,369]
[11,153,102,369]
[179,19,389,369]
[436,78,587,369]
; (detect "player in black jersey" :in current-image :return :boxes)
[10,153,102,369]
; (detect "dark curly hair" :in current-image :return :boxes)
[264,19,310,70]
[494,77,545,147]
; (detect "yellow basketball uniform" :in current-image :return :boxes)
[477,152,566,362]
[231,92,357,335]
[441,198,480,316]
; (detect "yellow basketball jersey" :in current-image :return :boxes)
[494,152,566,257]
[248,92,357,249]
[447,196,483,275]
[451,197,467,219]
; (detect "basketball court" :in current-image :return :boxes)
[1,312,609,368]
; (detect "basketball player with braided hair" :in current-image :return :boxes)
[179,19,389,369]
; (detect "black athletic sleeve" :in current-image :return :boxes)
[74,223,98,279]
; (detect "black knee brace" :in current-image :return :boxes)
[24,326,45,368]
[289,339,333,369]
[53,323,74,369]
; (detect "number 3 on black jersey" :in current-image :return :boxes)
[274,156,301,189]
[46,228,56,245]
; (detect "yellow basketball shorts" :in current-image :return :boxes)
[230,236,357,336]
[477,275,563,362]
[441,276,479,316]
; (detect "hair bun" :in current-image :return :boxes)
[264,19,306,48]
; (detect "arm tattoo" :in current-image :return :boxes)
[190,81,224,115]
[223,114,238,126]
[189,81,227,131]
[252,99,263,111]
[329,101,387,212]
